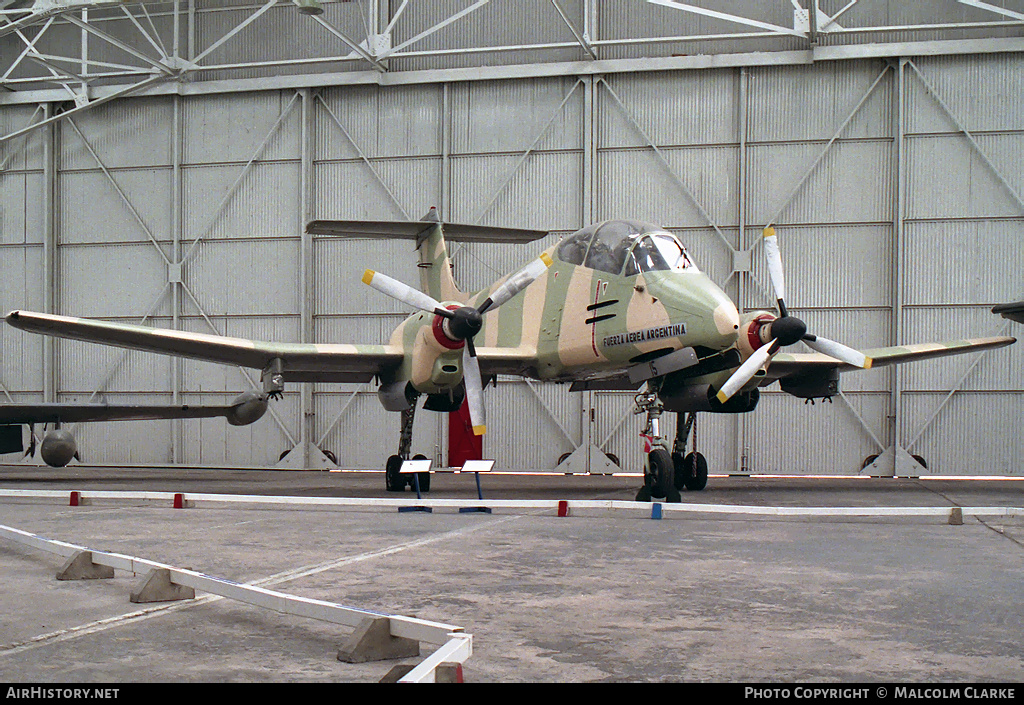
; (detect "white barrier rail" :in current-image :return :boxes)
[0,488,1021,520]
[0,522,471,682]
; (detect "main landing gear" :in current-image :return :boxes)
[633,384,707,503]
[385,405,431,493]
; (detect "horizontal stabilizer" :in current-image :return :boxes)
[306,219,549,244]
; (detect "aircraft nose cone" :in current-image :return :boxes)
[445,306,483,340]
[769,316,807,347]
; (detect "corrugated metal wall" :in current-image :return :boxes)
[1,48,1021,474]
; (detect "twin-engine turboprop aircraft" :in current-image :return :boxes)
[0,392,268,467]
[5,208,1015,499]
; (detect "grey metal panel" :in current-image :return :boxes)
[597,146,739,229]
[748,392,888,475]
[906,54,1024,135]
[185,238,300,316]
[745,139,894,226]
[58,98,174,171]
[57,169,173,245]
[183,91,300,165]
[900,391,1023,476]
[0,244,44,392]
[313,158,439,222]
[56,339,172,393]
[0,105,46,173]
[315,390,442,469]
[599,70,738,148]
[449,77,584,155]
[749,225,894,309]
[0,171,44,245]
[314,236,419,316]
[447,152,582,231]
[57,243,170,318]
[900,307,1023,392]
[317,84,443,158]
[903,220,1023,305]
[905,135,1024,220]
[315,315,408,347]
[747,61,893,142]
[484,379,582,471]
[183,161,302,240]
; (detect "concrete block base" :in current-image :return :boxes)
[129,568,195,603]
[56,551,114,581]
[338,617,420,663]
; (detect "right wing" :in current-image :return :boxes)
[5,310,404,384]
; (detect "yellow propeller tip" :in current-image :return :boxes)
[361,270,375,285]
[763,226,776,238]
[715,390,729,404]
[472,425,487,436]
[540,252,553,267]
[863,357,873,369]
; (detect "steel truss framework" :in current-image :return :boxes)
[2,1,1024,143]
[1,1,1022,472]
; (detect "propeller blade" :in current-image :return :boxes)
[362,269,450,317]
[762,227,788,316]
[463,341,486,436]
[716,341,775,403]
[478,252,553,314]
[803,335,872,369]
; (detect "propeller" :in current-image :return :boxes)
[363,252,553,435]
[716,227,871,403]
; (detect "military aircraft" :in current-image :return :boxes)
[0,392,268,468]
[5,208,1015,500]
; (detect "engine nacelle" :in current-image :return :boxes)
[378,380,417,412]
[660,383,760,414]
[225,391,269,426]
[40,429,77,468]
[780,368,840,399]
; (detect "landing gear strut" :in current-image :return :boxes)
[385,403,431,493]
[633,383,681,503]
[673,412,707,492]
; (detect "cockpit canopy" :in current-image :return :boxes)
[555,220,698,277]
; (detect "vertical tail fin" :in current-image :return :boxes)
[416,207,466,303]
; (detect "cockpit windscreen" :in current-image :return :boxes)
[556,220,698,277]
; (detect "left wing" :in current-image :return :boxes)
[0,393,267,427]
[5,310,403,384]
[765,336,1016,382]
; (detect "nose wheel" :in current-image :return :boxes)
[633,386,681,502]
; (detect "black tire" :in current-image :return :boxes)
[412,453,431,492]
[648,448,675,499]
[676,451,708,492]
[385,454,404,492]
[557,451,572,466]
[911,454,928,469]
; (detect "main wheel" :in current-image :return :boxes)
[675,451,708,492]
[648,448,680,501]
[385,454,404,492]
[412,453,431,492]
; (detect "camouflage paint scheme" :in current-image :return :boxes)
[4,218,1016,415]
